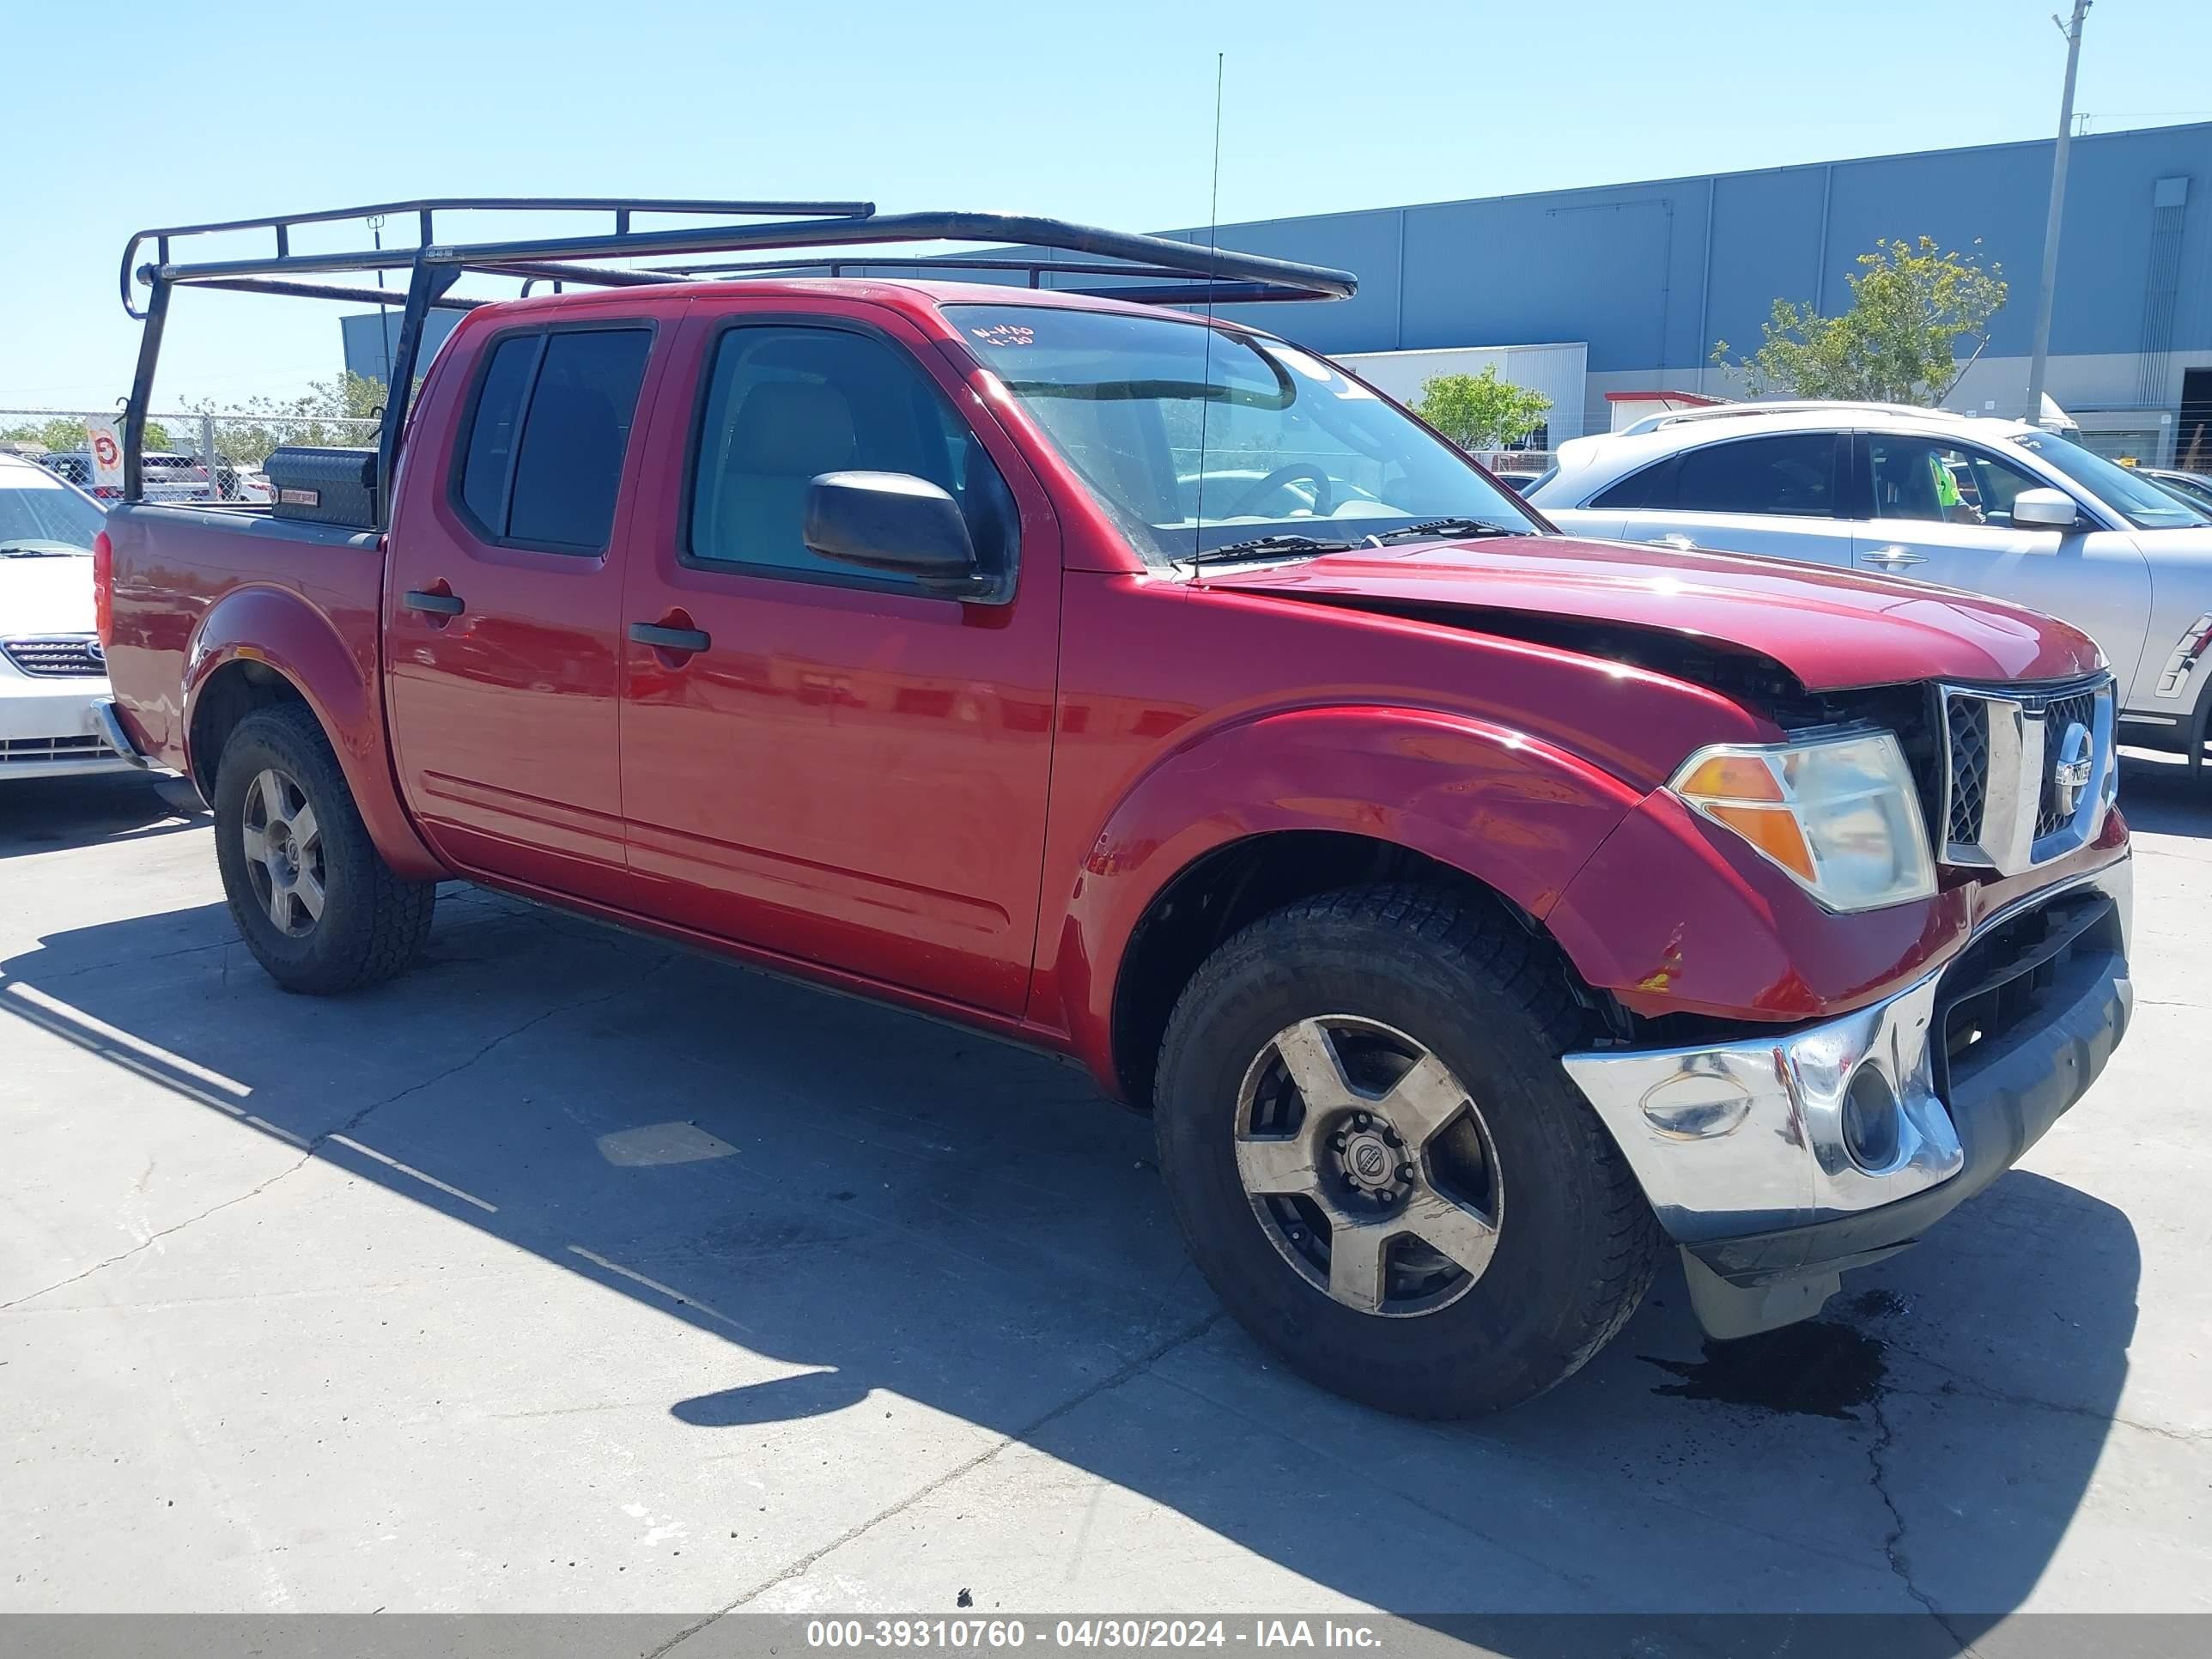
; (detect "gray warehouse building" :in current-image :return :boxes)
[1176,121,2212,463]
[339,122,2212,463]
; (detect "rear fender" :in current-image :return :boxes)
[185,586,443,879]
[1054,705,1647,1087]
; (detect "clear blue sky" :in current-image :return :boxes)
[5,0,2211,412]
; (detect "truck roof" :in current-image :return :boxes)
[476,273,1285,327]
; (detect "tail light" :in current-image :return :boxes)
[94,529,114,648]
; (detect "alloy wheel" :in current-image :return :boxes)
[240,767,326,938]
[1234,1015,1504,1316]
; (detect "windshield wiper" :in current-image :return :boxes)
[0,539,90,557]
[1201,532,1361,562]
[1362,517,1517,545]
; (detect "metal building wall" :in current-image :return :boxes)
[1170,123,2212,458]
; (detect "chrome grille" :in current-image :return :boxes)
[1939,674,2115,876]
[1945,696,1989,846]
[0,734,108,765]
[2035,686,2101,837]
[3,635,105,678]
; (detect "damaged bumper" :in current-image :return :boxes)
[1562,862,2132,1338]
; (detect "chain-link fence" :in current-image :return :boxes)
[0,408,379,502]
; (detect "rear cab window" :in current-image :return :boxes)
[452,325,653,553]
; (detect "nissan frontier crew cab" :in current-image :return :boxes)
[94,199,2132,1417]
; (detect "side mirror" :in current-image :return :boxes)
[2012,487,2081,530]
[804,471,979,590]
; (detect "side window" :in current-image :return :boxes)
[687,325,1015,586]
[1590,455,1679,510]
[1672,434,1837,517]
[1869,435,2044,527]
[458,336,538,530]
[453,327,653,552]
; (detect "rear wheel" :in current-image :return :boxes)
[1153,884,1662,1418]
[212,704,435,994]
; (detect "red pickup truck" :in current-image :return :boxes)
[96,200,2132,1417]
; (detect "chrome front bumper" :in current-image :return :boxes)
[1563,864,2132,1336]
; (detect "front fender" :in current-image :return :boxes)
[185,586,442,879]
[1053,704,1647,1088]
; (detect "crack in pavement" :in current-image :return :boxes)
[1887,1375,2211,1446]
[1866,1390,1978,1650]
[320,957,680,1147]
[0,1157,313,1312]
[3,961,679,1313]
[644,1310,1227,1658]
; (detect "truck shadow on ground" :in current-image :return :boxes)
[0,772,206,858]
[0,884,2146,1642]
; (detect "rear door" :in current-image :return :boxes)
[1849,432,2152,682]
[614,301,1062,1016]
[1589,431,1857,567]
[384,313,659,905]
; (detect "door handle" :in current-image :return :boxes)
[1641,533,1697,550]
[629,622,712,653]
[403,588,465,616]
[1863,546,1927,568]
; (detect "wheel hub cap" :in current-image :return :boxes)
[1232,1015,1504,1318]
[240,767,326,939]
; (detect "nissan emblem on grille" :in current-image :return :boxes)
[1940,676,2112,876]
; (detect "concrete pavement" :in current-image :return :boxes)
[2,760,2207,1638]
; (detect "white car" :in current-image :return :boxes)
[1529,402,2212,772]
[0,454,144,781]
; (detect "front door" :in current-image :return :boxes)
[1849,432,2152,686]
[384,316,659,905]
[616,304,1061,1016]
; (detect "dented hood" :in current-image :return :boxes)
[1196,534,2103,691]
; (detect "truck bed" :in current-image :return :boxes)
[103,503,386,778]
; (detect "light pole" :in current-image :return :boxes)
[2025,0,2093,424]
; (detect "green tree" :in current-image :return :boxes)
[1414,368,1553,451]
[184,371,390,463]
[0,416,100,453]
[0,414,171,454]
[1712,236,2008,405]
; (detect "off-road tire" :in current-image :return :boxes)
[212,703,436,994]
[1153,884,1662,1418]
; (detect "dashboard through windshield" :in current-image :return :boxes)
[947,304,1539,562]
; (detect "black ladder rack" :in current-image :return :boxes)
[117,196,1358,520]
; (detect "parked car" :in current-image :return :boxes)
[41,448,230,503]
[99,205,2133,1418]
[1490,468,1546,493]
[2137,465,2212,514]
[1530,402,2212,774]
[0,454,142,781]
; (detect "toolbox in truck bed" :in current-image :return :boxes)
[264,447,379,527]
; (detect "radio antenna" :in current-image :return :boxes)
[1190,52,1224,578]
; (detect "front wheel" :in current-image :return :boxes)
[212,703,436,994]
[1152,884,1662,1418]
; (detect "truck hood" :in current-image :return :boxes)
[0,553,95,640]
[1196,534,2102,692]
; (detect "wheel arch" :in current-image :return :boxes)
[183,586,443,879]
[1062,705,1649,1109]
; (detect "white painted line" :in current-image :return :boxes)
[568,1245,752,1334]
[3,980,252,1097]
[326,1133,497,1212]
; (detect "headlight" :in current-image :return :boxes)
[1671,730,1936,913]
